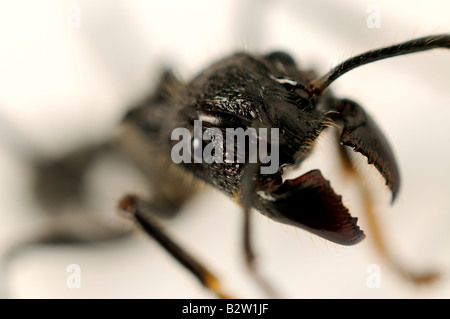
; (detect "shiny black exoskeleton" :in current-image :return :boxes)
[125,50,403,246]
[120,34,448,296]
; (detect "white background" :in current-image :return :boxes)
[0,0,449,298]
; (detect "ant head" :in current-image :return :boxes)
[187,52,329,170]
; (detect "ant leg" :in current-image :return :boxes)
[119,194,231,299]
[240,163,280,298]
[242,204,281,298]
[360,177,439,285]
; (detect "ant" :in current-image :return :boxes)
[117,34,449,298]
[8,34,449,298]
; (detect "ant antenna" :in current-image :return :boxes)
[308,34,449,96]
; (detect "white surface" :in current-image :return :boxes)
[0,0,449,298]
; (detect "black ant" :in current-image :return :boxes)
[9,34,448,298]
[116,34,449,297]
